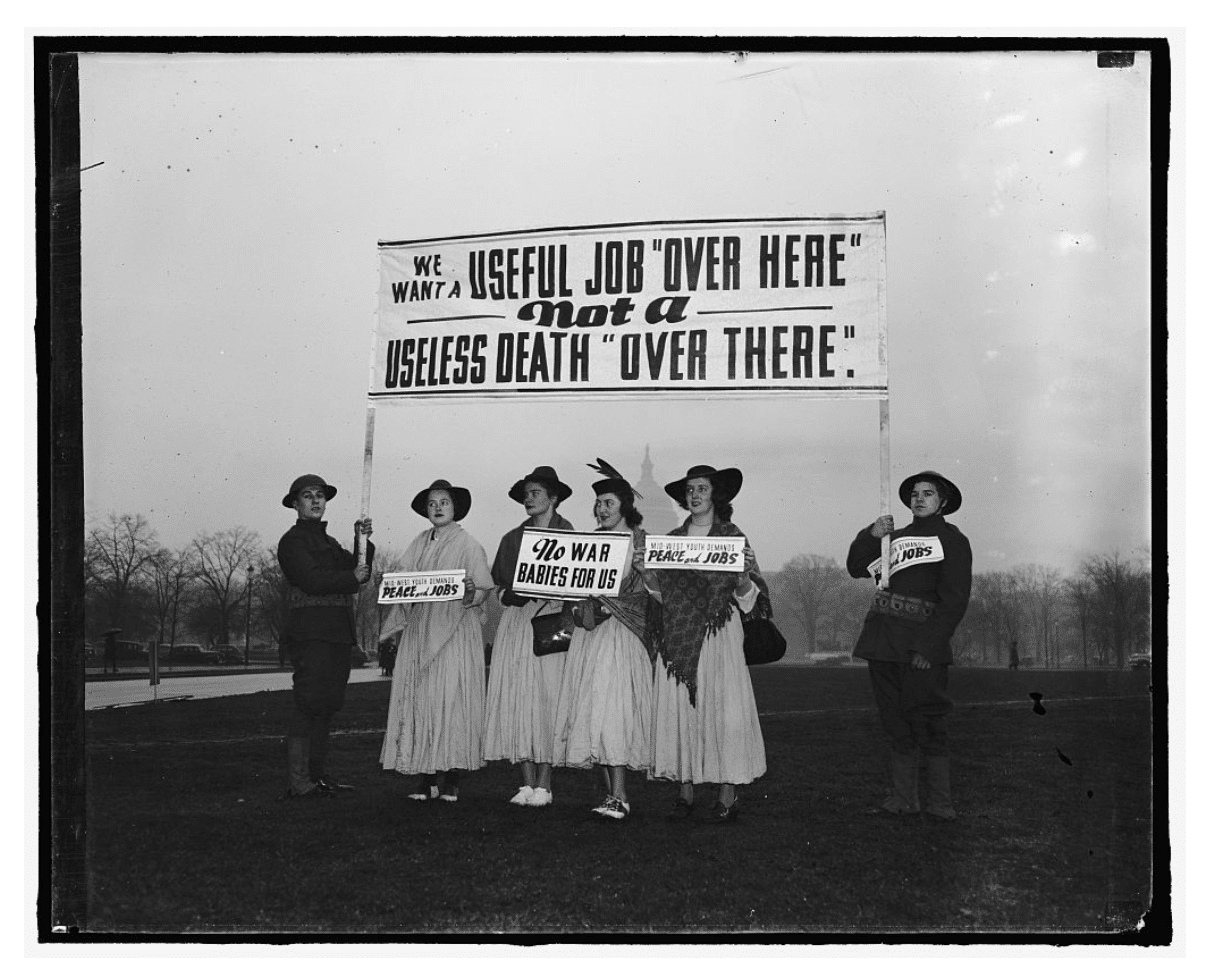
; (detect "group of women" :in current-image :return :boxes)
[376,461,767,823]
[374,459,972,823]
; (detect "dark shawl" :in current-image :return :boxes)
[647,519,769,704]
[596,527,650,652]
[490,510,575,606]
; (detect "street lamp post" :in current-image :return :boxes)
[244,563,254,667]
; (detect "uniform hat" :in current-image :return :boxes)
[411,479,472,521]
[664,464,743,506]
[899,470,962,515]
[508,465,573,504]
[283,473,337,508]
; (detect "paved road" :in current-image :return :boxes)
[86,667,385,711]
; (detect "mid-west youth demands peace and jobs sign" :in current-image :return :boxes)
[511,529,631,599]
[644,535,746,572]
[378,569,466,604]
[372,216,886,401]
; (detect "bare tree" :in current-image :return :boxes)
[1015,564,1063,667]
[1081,551,1150,669]
[1064,575,1096,668]
[146,548,194,659]
[776,554,848,654]
[84,512,161,635]
[253,554,292,660]
[190,527,261,649]
[968,570,1024,666]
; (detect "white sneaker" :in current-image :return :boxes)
[528,787,553,807]
[509,785,535,805]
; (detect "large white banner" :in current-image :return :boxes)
[372,216,887,401]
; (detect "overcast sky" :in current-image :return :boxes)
[77,49,1155,575]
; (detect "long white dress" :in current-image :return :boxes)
[482,514,575,765]
[379,523,493,775]
[648,526,767,786]
[552,534,652,771]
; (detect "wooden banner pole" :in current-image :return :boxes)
[878,399,891,589]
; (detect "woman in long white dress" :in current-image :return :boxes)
[482,466,575,808]
[379,480,492,802]
[552,465,652,821]
[647,464,768,824]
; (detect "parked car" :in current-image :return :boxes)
[215,645,246,664]
[1129,650,1152,669]
[166,644,219,665]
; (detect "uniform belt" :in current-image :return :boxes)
[869,590,936,623]
[288,588,355,608]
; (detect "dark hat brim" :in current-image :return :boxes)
[411,480,472,522]
[664,465,743,506]
[591,478,633,498]
[508,468,573,504]
[283,475,337,508]
[899,470,962,515]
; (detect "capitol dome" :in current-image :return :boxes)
[634,445,683,535]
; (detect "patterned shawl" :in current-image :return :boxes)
[646,518,769,704]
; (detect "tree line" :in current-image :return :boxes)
[84,512,1152,669]
[765,551,1152,669]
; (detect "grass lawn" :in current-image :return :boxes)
[83,667,1157,936]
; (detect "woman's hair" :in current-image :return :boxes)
[675,478,734,522]
[617,489,643,527]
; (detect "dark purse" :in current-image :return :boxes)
[741,586,786,666]
[531,603,574,657]
[742,616,787,666]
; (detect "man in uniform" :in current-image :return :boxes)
[277,473,374,799]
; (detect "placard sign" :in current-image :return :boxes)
[511,528,630,599]
[644,534,746,572]
[378,569,466,604]
[372,215,887,401]
[865,535,945,581]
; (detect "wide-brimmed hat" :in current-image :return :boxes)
[664,464,743,506]
[283,473,337,508]
[508,465,573,504]
[899,470,962,515]
[411,479,472,521]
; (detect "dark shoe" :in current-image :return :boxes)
[667,796,694,821]
[314,776,356,793]
[592,795,630,820]
[709,798,740,824]
[285,783,334,800]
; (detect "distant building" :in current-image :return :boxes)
[634,445,682,535]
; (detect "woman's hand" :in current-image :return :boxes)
[910,651,931,670]
[463,575,477,606]
[870,515,895,539]
[358,517,373,539]
[354,563,371,584]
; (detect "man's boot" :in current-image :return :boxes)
[881,748,921,814]
[287,737,322,797]
[924,756,957,820]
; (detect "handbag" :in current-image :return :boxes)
[531,602,574,657]
[742,616,787,666]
